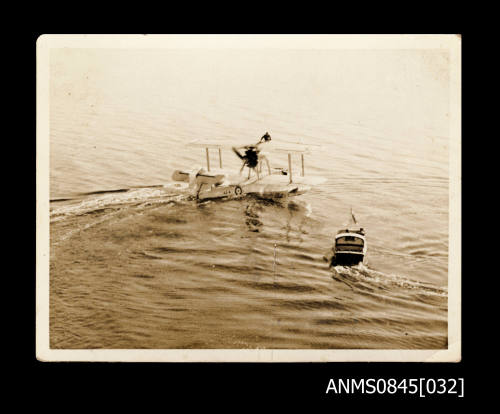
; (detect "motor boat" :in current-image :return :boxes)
[324,210,367,266]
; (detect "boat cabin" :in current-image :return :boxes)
[330,228,366,265]
[335,233,365,253]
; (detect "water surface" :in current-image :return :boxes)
[49,48,449,349]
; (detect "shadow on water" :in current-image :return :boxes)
[195,194,312,238]
[241,196,312,238]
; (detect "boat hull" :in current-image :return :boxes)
[331,252,364,266]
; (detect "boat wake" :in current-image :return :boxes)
[332,263,447,298]
[50,183,191,222]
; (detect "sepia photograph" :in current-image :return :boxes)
[36,34,461,362]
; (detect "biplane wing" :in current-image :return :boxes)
[172,138,326,200]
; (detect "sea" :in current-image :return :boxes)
[48,48,450,349]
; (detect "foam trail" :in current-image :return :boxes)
[50,184,191,222]
[332,263,447,297]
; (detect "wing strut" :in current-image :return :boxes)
[204,146,223,171]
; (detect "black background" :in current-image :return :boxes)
[20,15,474,405]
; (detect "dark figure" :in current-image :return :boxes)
[232,132,272,178]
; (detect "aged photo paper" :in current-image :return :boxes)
[37,34,461,362]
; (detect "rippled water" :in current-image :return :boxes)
[49,48,449,349]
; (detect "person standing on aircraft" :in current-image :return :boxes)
[232,132,272,178]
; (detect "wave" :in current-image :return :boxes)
[50,198,74,203]
[80,188,130,196]
[331,263,447,298]
[50,184,191,222]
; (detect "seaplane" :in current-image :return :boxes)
[324,209,367,266]
[171,132,326,201]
